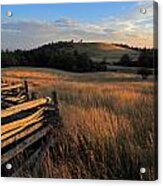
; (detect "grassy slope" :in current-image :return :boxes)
[71,43,140,62]
[2,68,156,180]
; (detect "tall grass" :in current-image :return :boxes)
[30,81,156,180]
[3,69,156,180]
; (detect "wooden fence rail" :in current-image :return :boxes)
[1,83,24,92]
[2,97,51,119]
[1,125,52,165]
[1,97,54,160]
[1,80,60,172]
[1,80,29,108]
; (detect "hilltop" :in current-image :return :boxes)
[66,42,140,63]
[35,42,140,63]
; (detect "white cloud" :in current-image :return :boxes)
[2,1,154,50]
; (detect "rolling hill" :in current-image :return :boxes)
[69,42,140,63]
[2,41,156,72]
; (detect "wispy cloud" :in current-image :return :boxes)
[1,1,154,50]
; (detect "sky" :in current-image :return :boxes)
[1,1,155,50]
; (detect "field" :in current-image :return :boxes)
[2,67,156,180]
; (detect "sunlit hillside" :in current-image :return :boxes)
[59,42,140,63]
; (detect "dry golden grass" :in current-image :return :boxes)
[2,68,156,180]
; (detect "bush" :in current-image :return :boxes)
[119,54,131,66]
[137,68,152,80]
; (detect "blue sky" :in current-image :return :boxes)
[1,1,154,50]
[1,2,138,22]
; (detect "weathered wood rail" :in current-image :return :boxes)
[1,80,29,108]
[1,97,51,149]
[1,80,60,177]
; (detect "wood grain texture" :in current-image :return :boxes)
[1,84,23,92]
[1,108,45,141]
[1,125,51,164]
[1,122,44,149]
[2,97,50,118]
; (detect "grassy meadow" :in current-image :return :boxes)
[2,67,156,180]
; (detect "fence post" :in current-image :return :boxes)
[31,92,37,100]
[24,80,29,100]
[52,91,58,106]
[50,91,60,126]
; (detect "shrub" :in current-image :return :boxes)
[137,68,152,80]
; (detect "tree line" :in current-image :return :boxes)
[1,41,158,73]
[1,42,94,72]
[116,48,158,69]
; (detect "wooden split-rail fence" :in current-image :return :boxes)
[1,80,29,109]
[1,80,60,177]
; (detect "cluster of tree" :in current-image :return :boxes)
[116,49,158,79]
[1,41,95,72]
[116,49,158,69]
